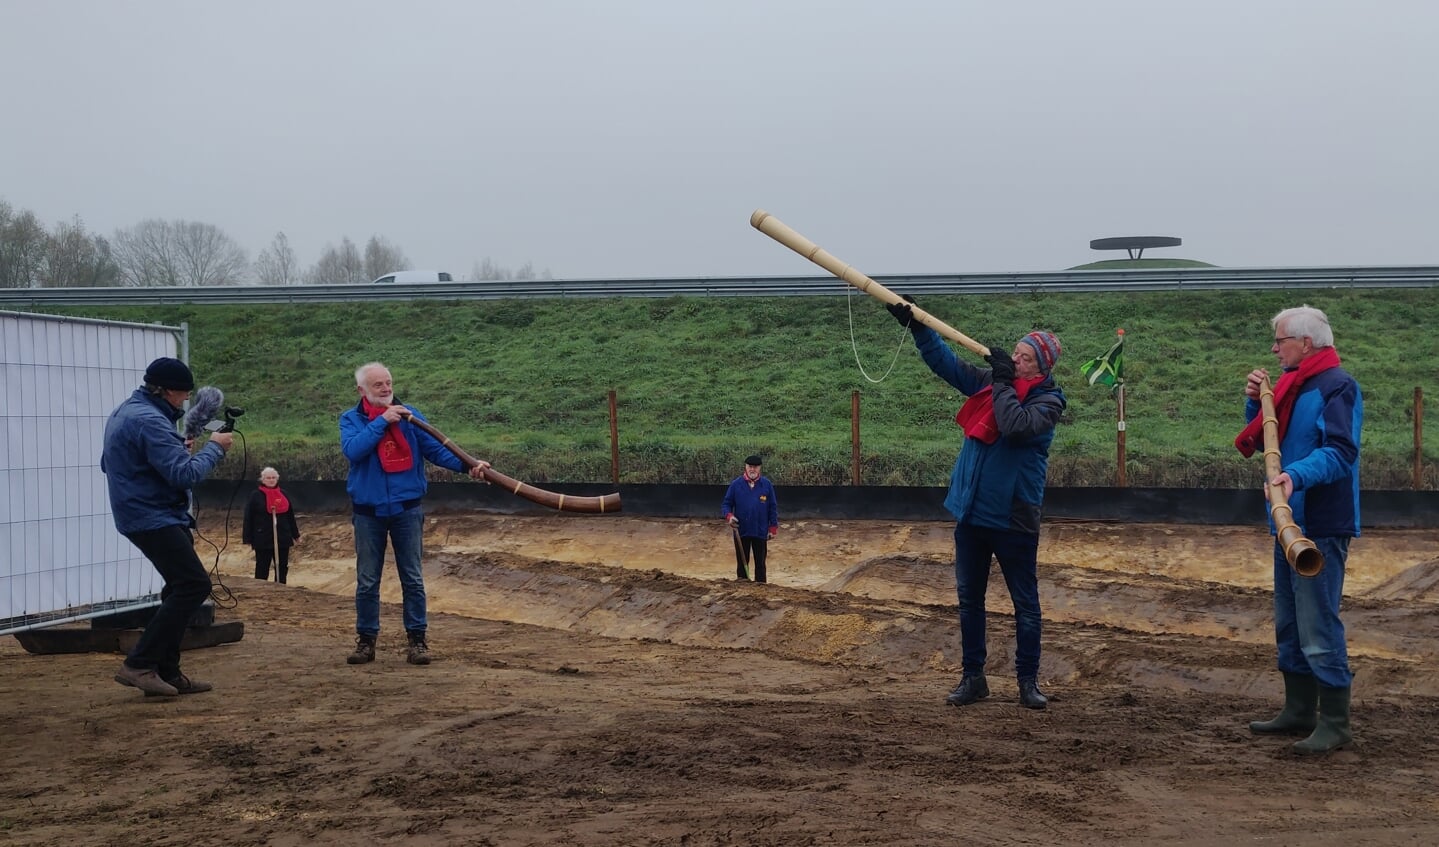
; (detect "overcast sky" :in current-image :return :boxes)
[3,1,1437,280]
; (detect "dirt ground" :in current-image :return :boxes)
[4,512,1439,846]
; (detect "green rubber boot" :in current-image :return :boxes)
[1249,672,1318,736]
[1293,685,1352,755]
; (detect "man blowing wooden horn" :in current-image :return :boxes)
[888,298,1065,712]
[340,362,491,668]
[1237,305,1363,755]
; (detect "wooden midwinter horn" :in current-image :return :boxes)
[400,412,621,514]
[750,209,990,357]
[1257,376,1323,576]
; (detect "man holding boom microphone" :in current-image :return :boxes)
[1238,305,1362,755]
[101,357,233,697]
[888,300,1065,711]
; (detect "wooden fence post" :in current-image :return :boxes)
[851,390,861,486]
[1415,386,1424,491]
[608,389,619,485]
[1116,383,1128,488]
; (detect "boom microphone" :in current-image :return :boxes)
[183,386,225,440]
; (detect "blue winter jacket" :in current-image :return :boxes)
[722,475,779,539]
[339,401,467,516]
[100,388,227,534]
[913,327,1066,536]
[1243,365,1362,538]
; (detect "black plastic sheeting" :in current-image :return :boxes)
[194,481,1439,529]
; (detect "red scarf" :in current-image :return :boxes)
[260,484,289,515]
[362,398,415,472]
[1234,346,1342,457]
[954,375,1045,444]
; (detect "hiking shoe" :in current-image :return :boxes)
[145,673,214,697]
[406,632,432,666]
[114,663,178,697]
[946,674,990,706]
[1018,678,1049,710]
[347,634,377,665]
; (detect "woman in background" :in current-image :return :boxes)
[242,466,302,583]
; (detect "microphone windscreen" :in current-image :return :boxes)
[182,386,225,439]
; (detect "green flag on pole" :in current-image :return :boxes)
[1080,329,1124,389]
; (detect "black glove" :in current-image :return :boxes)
[986,346,1016,383]
[886,294,918,329]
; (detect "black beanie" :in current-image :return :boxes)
[744,454,763,466]
[143,357,195,391]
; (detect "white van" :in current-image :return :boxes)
[371,270,453,284]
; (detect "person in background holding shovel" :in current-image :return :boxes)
[722,454,779,583]
[242,466,301,584]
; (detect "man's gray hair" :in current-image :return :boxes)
[355,361,389,387]
[1272,305,1334,348]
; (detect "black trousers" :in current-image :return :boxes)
[738,537,768,583]
[254,546,291,583]
[122,525,212,678]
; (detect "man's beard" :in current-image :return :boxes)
[363,390,393,406]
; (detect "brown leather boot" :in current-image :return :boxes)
[145,673,214,697]
[406,631,432,666]
[346,634,376,665]
[114,663,178,697]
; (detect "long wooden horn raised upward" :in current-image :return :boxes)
[749,209,990,357]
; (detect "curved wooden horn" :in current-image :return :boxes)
[1258,376,1323,576]
[400,412,621,514]
[750,209,990,357]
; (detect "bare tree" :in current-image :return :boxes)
[174,221,248,286]
[112,218,248,286]
[254,231,299,285]
[112,220,177,286]
[362,235,409,282]
[468,257,552,281]
[470,258,510,281]
[42,215,120,287]
[306,237,366,284]
[0,200,49,288]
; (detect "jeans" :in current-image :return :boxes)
[123,525,213,678]
[953,522,1043,679]
[353,507,426,636]
[1273,535,1352,688]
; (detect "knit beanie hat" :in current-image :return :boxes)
[143,357,195,391]
[1020,331,1061,375]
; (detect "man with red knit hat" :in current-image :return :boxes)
[888,301,1066,711]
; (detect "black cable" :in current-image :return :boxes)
[192,426,249,610]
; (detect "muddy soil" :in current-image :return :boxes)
[3,513,1439,846]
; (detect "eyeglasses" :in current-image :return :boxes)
[1273,335,1298,345]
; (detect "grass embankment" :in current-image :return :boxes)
[47,288,1439,488]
